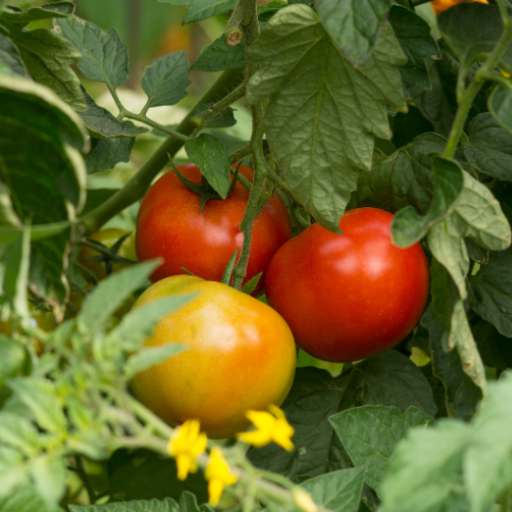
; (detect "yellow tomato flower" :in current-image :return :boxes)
[167,419,207,480]
[205,448,238,506]
[238,404,294,451]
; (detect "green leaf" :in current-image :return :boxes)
[107,295,192,351]
[195,103,237,128]
[248,351,436,481]
[465,373,512,512]
[191,36,246,72]
[108,448,208,503]
[0,3,74,28]
[0,411,40,456]
[315,0,392,65]
[70,498,180,512]
[30,455,67,512]
[2,25,86,112]
[185,134,231,198]
[247,5,407,232]
[179,491,212,512]
[78,261,159,334]
[0,336,25,388]
[464,112,512,182]
[158,0,190,4]
[7,378,67,434]
[469,247,512,338]
[56,16,129,89]
[80,89,148,138]
[427,171,511,299]
[0,27,26,76]
[142,51,190,109]
[391,157,463,248]
[330,406,433,492]
[3,227,30,320]
[0,74,87,302]
[351,133,444,214]
[489,83,512,137]
[85,137,135,174]
[126,344,187,378]
[182,0,237,24]
[388,5,441,91]
[378,419,471,512]
[438,3,511,75]
[422,260,483,420]
[473,320,512,370]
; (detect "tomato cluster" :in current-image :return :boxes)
[82,163,430,438]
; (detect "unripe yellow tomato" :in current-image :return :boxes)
[130,276,297,439]
[80,228,137,282]
[431,0,487,15]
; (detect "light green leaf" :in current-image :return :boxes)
[0,336,25,388]
[422,260,483,419]
[125,344,187,378]
[182,0,237,24]
[179,491,213,512]
[379,420,471,512]
[464,112,512,182]
[107,295,193,351]
[3,227,30,319]
[190,36,246,72]
[185,133,231,198]
[0,411,40,456]
[56,16,129,89]
[391,157,464,248]
[7,378,67,435]
[389,5,441,91]
[0,446,27,501]
[0,3,74,27]
[80,89,148,138]
[330,406,433,492]
[78,261,159,334]
[0,27,26,76]
[30,455,67,511]
[85,137,135,174]
[469,247,512,338]
[315,0,392,65]
[247,5,407,231]
[465,374,512,512]
[69,497,180,512]
[489,83,512,137]
[427,171,511,299]
[142,51,190,109]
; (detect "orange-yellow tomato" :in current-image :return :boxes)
[130,276,297,439]
[80,228,137,282]
[431,0,487,15]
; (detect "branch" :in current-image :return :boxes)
[80,68,245,234]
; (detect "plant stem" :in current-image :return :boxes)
[123,112,191,142]
[190,81,247,129]
[496,0,510,26]
[231,105,267,290]
[501,488,511,512]
[267,164,294,199]
[75,455,96,504]
[230,144,252,164]
[80,68,245,234]
[443,22,512,159]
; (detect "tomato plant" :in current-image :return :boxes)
[130,275,296,438]
[135,163,291,294]
[266,208,429,362]
[3,0,512,511]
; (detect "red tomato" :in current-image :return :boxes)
[135,163,291,294]
[265,207,429,363]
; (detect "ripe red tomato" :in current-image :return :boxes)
[130,275,296,439]
[135,163,291,294]
[265,207,429,363]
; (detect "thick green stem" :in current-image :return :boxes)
[443,22,512,159]
[80,68,244,234]
[501,488,511,512]
[496,0,510,26]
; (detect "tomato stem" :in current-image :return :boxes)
[122,111,192,142]
[443,22,512,159]
[80,68,245,234]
